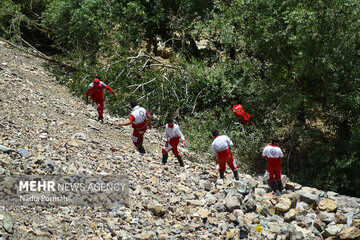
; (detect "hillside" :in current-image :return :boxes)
[1,41,360,239]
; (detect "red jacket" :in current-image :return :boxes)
[86,81,114,101]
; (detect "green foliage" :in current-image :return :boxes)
[0,1,27,39]
[206,0,360,195]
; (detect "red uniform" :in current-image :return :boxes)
[231,104,252,125]
[129,106,149,147]
[162,123,185,157]
[211,135,237,172]
[86,79,114,119]
[262,144,284,185]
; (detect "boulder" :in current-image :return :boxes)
[299,187,320,205]
[275,197,292,212]
[322,224,345,238]
[284,209,298,222]
[224,196,241,212]
[317,212,336,224]
[339,226,360,239]
[318,198,337,212]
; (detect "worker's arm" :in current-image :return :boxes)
[213,155,218,164]
[101,82,117,97]
[164,128,169,147]
[120,120,132,126]
[85,88,92,104]
[211,144,217,164]
[177,127,186,147]
[262,146,268,160]
[120,115,134,126]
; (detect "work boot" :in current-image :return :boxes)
[270,183,281,196]
[233,169,239,180]
[216,171,225,185]
[277,182,283,192]
[162,153,168,165]
[269,183,277,192]
[138,145,146,154]
[97,116,104,122]
[219,171,225,179]
[176,155,184,167]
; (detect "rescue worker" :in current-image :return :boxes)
[120,100,152,153]
[162,116,186,167]
[86,77,117,121]
[211,129,239,184]
[262,138,284,196]
[231,104,252,126]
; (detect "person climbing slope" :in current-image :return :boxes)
[120,100,152,153]
[86,77,117,121]
[211,129,239,184]
[162,116,186,167]
[262,137,284,196]
[231,104,252,126]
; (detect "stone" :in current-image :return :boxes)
[0,145,12,152]
[140,232,153,239]
[203,181,213,191]
[243,212,256,224]
[339,226,360,239]
[284,209,297,222]
[299,188,320,205]
[3,215,13,234]
[336,214,347,224]
[225,231,234,239]
[187,199,206,206]
[67,140,81,147]
[214,202,226,212]
[318,198,337,212]
[243,194,257,212]
[225,213,237,223]
[254,188,266,196]
[224,196,240,212]
[197,208,210,219]
[317,212,336,224]
[176,184,192,194]
[233,209,244,217]
[233,179,254,194]
[39,132,48,139]
[293,224,315,239]
[295,202,309,213]
[148,203,166,217]
[288,225,304,240]
[322,224,345,238]
[158,234,169,240]
[275,197,292,212]
[313,220,326,232]
[351,219,360,229]
[73,132,86,141]
[267,222,282,233]
[285,182,296,191]
[17,148,31,158]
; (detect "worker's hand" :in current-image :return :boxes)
[113,93,117,98]
[148,124,152,129]
[182,140,187,147]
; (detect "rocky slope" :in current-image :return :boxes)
[0,40,360,240]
